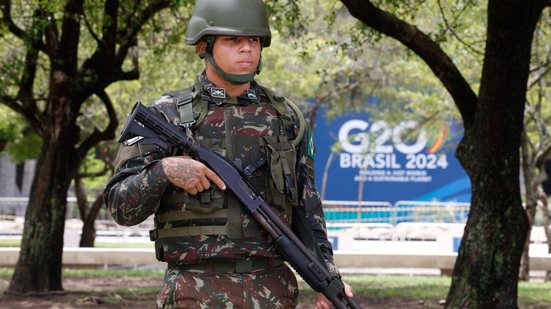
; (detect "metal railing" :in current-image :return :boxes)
[0,197,470,243]
[0,197,469,226]
[322,200,470,225]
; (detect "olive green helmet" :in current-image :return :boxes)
[185,0,272,47]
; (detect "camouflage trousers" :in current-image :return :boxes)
[156,262,299,308]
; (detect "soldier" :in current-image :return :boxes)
[103,0,353,308]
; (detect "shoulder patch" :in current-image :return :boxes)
[307,131,315,160]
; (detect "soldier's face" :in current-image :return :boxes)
[211,36,261,75]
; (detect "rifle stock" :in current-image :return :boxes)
[119,102,361,309]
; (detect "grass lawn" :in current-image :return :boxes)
[0,268,550,308]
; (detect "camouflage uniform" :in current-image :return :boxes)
[103,74,339,308]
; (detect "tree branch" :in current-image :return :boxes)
[101,0,119,59]
[528,48,551,89]
[58,0,84,74]
[536,144,551,169]
[118,67,140,81]
[0,95,45,136]
[436,0,484,56]
[1,3,58,138]
[0,0,23,37]
[339,0,478,128]
[73,175,89,219]
[76,90,118,159]
[0,1,47,52]
[78,0,119,84]
[16,36,39,103]
[41,11,59,57]
[77,1,168,96]
[96,143,115,172]
[80,0,119,74]
[115,0,172,69]
[11,7,60,138]
[81,9,101,45]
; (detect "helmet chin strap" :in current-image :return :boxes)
[204,52,257,85]
[202,37,262,85]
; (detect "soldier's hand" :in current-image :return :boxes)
[315,282,354,309]
[161,156,226,195]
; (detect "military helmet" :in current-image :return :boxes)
[185,0,271,47]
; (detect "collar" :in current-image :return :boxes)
[197,73,262,105]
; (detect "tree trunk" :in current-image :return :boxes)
[2,0,166,295]
[7,68,81,293]
[76,145,115,247]
[519,133,538,281]
[79,195,103,247]
[519,206,536,281]
[539,188,551,281]
[7,133,79,293]
[446,1,541,307]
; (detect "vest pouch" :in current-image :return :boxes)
[185,137,227,214]
[185,187,225,214]
[261,136,299,211]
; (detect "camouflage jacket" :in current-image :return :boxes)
[103,74,339,276]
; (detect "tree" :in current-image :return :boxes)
[0,0,188,294]
[338,0,551,307]
[74,143,115,247]
[519,19,551,279]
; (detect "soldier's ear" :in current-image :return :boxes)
[197,41,207,58]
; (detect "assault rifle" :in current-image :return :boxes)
[118,102,361,309]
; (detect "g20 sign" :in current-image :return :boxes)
[313,109,471,203]
[338,119,449,171]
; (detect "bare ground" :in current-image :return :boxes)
[0,276,444,308]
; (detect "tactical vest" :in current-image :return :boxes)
[149,84,306,246]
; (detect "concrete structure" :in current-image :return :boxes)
[1,248,551,276]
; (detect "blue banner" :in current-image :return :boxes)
[312,107,471,204]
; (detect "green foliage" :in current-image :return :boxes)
[4,131,42,163]
[102,0,481,147]
[103,4,198,113]
[0,51,24,96]
[0,106,41,162]
[87,0,489,144]
[78,148,110,191]
[34,0,64,12]
[0,107,19,142]
[265,0,308,38]
[524,13,551,141]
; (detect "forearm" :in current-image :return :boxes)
[104,158,169,226]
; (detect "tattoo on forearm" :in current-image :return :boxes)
[163,158,203,189]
